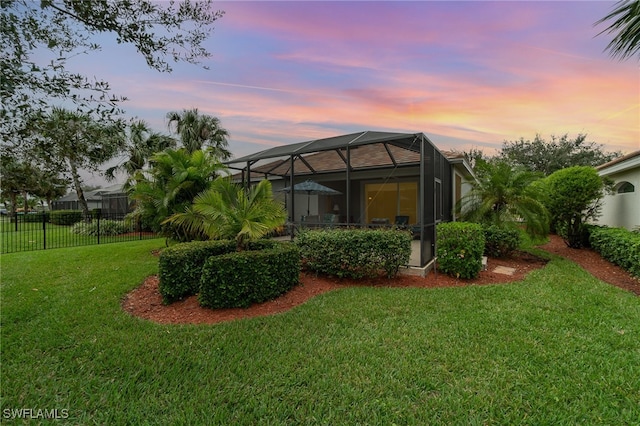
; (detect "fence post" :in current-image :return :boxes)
[42,211,47,250]
[96,210,101,245]
[14,212,18,232]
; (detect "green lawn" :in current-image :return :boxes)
[1,241,639,424]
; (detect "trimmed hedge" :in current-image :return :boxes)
[295,229,412,279]
[588,226,640,278]
[436,222,485,279]
[483,225,521,258]
[158,239,280,304]
[50,210,83,226]
[199,244,301,309]
[21,212,48,223]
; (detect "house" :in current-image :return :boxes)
[51,183,131,217]
[594,150,640,231]
[51,190,102,211]
[226,131,474,268]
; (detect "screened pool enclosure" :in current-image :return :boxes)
[227,131,473,268]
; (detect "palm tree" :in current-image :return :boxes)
[127,148,227,240]
[166,108,231,159]
[596,0,640,61]
[105,120,176,188]
[458,161,549,238]
[165,178,287,250]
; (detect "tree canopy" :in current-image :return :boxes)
[1,0,224,141]
[31,107,125,217]
[497,134,620,176]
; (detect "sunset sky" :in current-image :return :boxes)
[70,0,638,181]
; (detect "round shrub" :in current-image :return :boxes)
[483,225,521,258]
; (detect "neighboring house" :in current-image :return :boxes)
[594,150,640,231]
[227,131,474,267]
[51,183,131,217]
[51,191,102,211]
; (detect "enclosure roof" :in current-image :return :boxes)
[227,131,425,165]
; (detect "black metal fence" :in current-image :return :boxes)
[0,212,157,254]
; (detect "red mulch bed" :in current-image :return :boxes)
[121,235,639,325]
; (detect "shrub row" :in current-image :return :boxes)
[482,225,521,258]
[199,244,301,308]
[158,239,294,305]
[50,210,83,225]
[588,226,640,278]
[436,222,485,279]
[20,212,48,223]
[21,210,106,225]
[70,219,130,236]
[295,229,412,279]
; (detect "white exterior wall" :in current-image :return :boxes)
[452,166,474,221]
[596,157,640,231]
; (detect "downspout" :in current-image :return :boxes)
[419,135,425,267]
[245,161,251,191]
[433,147,438,265]
[289,154,295,223]
[346,147,351,224]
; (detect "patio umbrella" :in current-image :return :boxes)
[279,180,342,216]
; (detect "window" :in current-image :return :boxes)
[616,181,635,194]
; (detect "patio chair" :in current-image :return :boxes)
[394,215,409,227]
[323,213,339,228]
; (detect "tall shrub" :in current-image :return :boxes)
[436,222,485,279]
[483,225,521,258]
[543,166,608,248]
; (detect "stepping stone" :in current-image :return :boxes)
[493,266,516,276]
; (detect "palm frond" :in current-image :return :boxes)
[596,0,640,60]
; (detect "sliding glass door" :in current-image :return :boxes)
[364,181,417,224]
